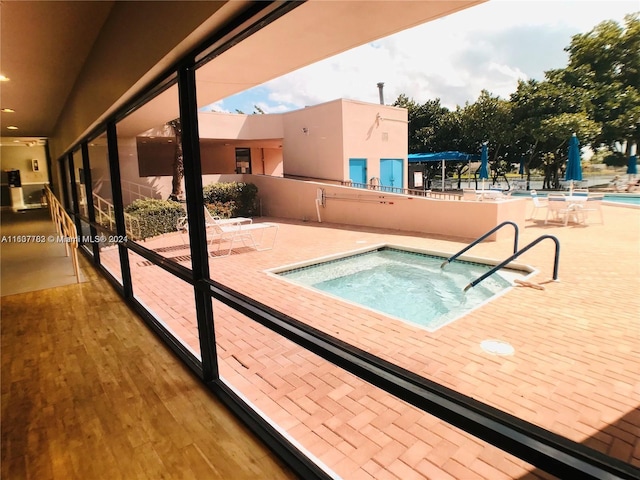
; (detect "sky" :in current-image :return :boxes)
[205,0,638,114]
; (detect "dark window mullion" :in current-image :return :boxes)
[177,64,218,382]
[67,152,83,242]
[58,158,71,212]
[106,122,133,299]
[81,142,100,261]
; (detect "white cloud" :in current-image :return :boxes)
[230,1,638,112]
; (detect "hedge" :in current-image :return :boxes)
[202,182,258,217]
[124,199,185,239]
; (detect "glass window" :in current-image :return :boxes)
[127,249,200,359]
[87,132,122,284]
[114,80,190,266]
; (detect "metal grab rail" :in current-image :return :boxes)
[92,192,142,240]
[441,221,520,269]
[464,234,560,292]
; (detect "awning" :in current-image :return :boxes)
[408,151,480,163]
[408,151,481,192]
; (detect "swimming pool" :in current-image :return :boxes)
[512,191,640,206]
[270,246,533,331]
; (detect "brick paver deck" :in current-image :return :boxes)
[101,200,639,479]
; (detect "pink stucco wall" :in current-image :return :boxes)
[281,100,345,181]
[340,100,408,184]
[247,174,526,242]
[198,112,283,139]
[281,99,408,184]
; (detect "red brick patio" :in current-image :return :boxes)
[101,200,639,479]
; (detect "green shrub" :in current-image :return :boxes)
[125,199,185,239]
[602,152,626,168]
[206,201,236,219]
[202,182,258,217]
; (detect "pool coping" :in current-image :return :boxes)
[265,243,538,333]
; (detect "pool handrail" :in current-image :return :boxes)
[441,221,519,269]
[464,234,560,291]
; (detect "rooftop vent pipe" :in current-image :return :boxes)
[377,82,385,105]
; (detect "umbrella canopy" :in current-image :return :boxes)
[479,143,489,180]
[518,156,525,177]
[627,155,638,175]
[565,134,583,183]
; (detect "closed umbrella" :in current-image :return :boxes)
[518,156,525,179]
[565,133,582,195]
[627,155,637,178]
[479,143,489,190]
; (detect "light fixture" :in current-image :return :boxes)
[1,108,15,113]
[7,125,18,130]
[0,75,9,82]
[302,127,309,134]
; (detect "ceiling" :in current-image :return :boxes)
[0,1,115,146]
[1,1,485,151]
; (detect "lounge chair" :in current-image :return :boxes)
[528,190,548,220]
[207,216,278,257]
[200,206,276,256]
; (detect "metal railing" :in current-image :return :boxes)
[342,181,463,201]
[464,235,560,291]
[44,186,81,283]
[441,221,520,269]
[120,179,159,203]
[92,192,142,240]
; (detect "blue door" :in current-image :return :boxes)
[380,158,403,191]
[349,158,367,186]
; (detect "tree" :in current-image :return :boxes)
[510,71,598,188]
[457,90,513,185]
[392,94,450,153]
[167,118,184,201]
[563,13,640,154]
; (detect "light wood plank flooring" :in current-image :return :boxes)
[1,253,296,479]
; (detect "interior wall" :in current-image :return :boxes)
[48,1,229,159]
[0,145,49,208]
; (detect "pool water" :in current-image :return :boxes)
[512,191,640,205]
[276,247,527,331]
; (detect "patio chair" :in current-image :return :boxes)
[175,208,254,245]
[545,194,582,226]
[207,217,278,257]
[528,190,548,220]
[582,194,605,224]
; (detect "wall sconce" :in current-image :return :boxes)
[302,127,309,135]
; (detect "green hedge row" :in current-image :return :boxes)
[124,182,259,239]
[124,199,185,240]
[203,182,258,217]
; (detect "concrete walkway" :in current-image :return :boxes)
[1,209,86,296]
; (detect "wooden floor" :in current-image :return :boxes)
[1,253,296,479]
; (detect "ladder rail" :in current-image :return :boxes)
[441,221,519,268]
[464,235,560,292]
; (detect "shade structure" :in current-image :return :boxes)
[627,155,638,175]
[478,143,489,190]
[407,151,480,192]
